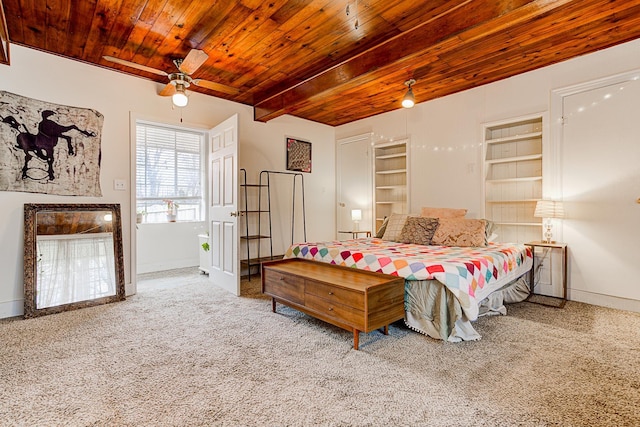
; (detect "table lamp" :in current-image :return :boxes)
[534,200,565,243]
[351,209,362,231]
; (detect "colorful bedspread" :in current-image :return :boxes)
[285,238,532,321]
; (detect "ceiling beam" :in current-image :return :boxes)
[253,0,578,123]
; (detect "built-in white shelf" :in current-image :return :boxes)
[376,185,406,190]
[485,131,542,145]
[374,139,408,230]
[376,153,407,160]
[486,176,542,184]
[483,114,544,244]
[486,199,541,203]
[486,154,543,164]
[376,168,407,175]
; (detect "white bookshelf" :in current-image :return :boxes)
[373,139,408,230]
[483,114,543,243]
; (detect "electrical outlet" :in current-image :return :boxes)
[114,179,126,191]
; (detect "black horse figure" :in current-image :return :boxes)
[2,109,96,181]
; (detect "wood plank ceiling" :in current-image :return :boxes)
[2,0,640,126]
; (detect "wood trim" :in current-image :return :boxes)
[253,0,575,123]
[0,0,9,65]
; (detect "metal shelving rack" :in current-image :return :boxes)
[239,169,307,280]
[239,168,269,279]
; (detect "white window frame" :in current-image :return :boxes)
[135,120,206,223]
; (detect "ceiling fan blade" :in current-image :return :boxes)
[103,56,168,77]
[179,49,209,75]
[159,82,176,97]
[192,79,240,95]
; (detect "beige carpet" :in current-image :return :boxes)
[1,267,639,426]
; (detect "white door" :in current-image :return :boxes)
[560,73,640,303]
[208,114,240,295]
[336,134,372,238]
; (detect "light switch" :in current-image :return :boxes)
[114,179,126,191]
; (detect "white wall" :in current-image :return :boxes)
[337,38,640,312]
[136,222,208,274]
[240,114,335,255]
[0,46,335,318]
[5,38,639,317]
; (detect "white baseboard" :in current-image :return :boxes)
[136,259,198,275]
[125,281,135,296]
[0,299,23,319]
[569,289,640,314]
[1,282,135,320]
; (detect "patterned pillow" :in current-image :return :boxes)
[431,218,488,247]
[485,220,497,242]
[381,213,409,242]
[375,216,390,238]
[398,217,439,245]
[420,207,467,218]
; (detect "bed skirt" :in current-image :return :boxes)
[404,275,530,342]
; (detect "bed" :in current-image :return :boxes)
[283,236,532,342]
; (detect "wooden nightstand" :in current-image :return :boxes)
[525,241,568,308]
[338,230,372,239]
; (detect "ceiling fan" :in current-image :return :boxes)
[103,48,239,107]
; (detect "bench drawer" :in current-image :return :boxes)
[262,269,305,305]
[305,280,364,310]
[305,293,364,328]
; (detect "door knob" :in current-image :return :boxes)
[230,211,243,217]
[637,198,640,204]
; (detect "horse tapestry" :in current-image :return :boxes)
[0,91,103,196]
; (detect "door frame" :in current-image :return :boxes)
[550,68,640,311]
[128,112,211,295]
[550,69,640,243]
[336,133,373,237]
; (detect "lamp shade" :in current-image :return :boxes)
[172,84,189,107]
[534,200,565,218]
[401,87,415,108]
[351,209,362,221]
[402,78,416,108]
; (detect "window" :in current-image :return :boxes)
[136,122,205,223]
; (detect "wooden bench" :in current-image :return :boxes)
[261,258,405,350]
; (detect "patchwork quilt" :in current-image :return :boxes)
[285,238,532,321]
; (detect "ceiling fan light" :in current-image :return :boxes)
[402,78,416,108]
[172,84,189,107]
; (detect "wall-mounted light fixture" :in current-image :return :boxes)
[402,79,416,108]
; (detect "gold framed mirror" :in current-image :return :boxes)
[23,203,125,318]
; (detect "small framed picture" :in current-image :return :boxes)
[286,137,312,173]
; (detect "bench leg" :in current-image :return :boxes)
[271,298,276,313]
[383,324,389,335]
[353,329,359,350]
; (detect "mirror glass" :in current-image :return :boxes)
[24,203,125,318]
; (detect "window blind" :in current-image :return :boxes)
[136,122,205,222]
